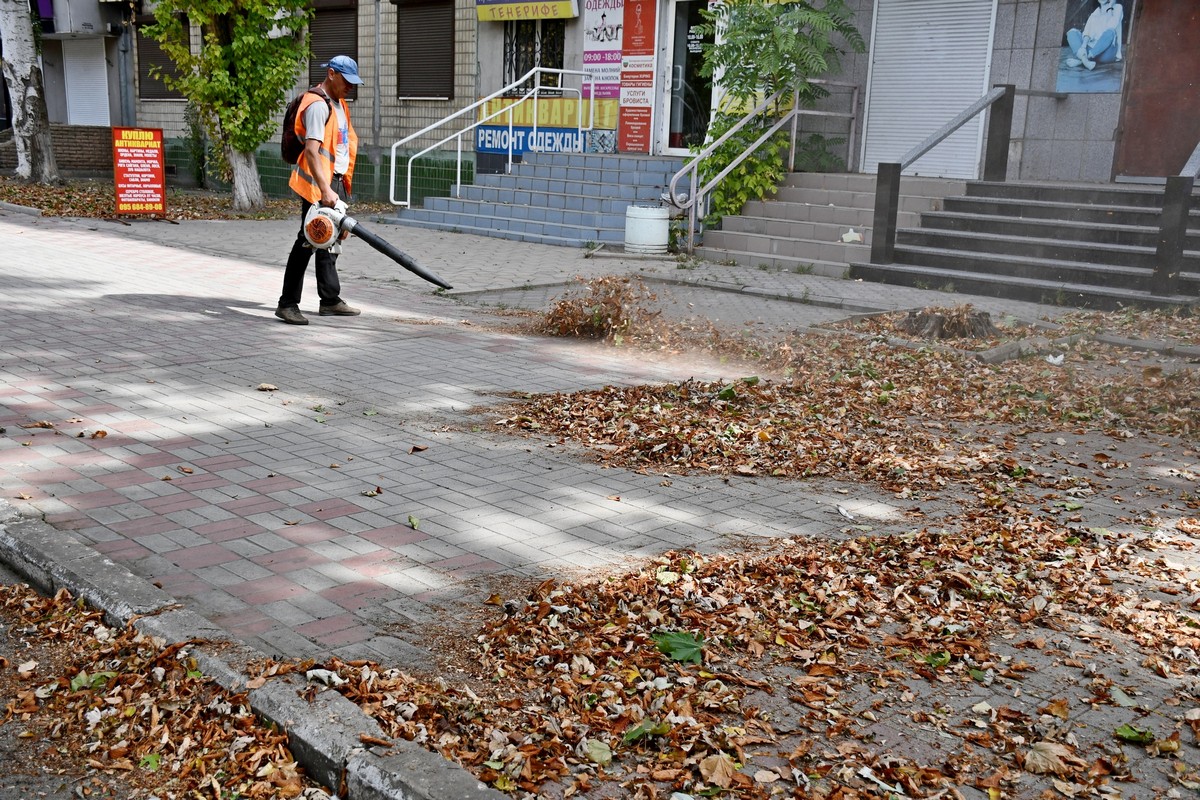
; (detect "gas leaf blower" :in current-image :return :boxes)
[304,200,452,290]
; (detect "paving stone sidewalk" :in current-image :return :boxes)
[2,209,1199,797]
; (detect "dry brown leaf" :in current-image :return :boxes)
[409,444,428,454]
[699,752,737,789]
[1025,741,1086,776]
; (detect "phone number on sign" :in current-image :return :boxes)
[118,202,165,212]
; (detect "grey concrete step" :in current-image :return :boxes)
[736,200,879,227]
[941,195,1191,227]
[770,186,948,212]
[451,184,654,213]
[702,229,869,264]
[966,180,1195,209]
[890,243,1200,295]
[690,247,851,279]
[780,172,966,197]
[471,174,667,199]
[720,215,872,244]
[387,206,626,244]
[848,261,1198,311]
[920,210,1200,249]
[897,227,1200,272]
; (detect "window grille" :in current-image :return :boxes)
[502,20,565,96]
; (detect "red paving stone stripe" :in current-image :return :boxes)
[340,553,402,578]
[94,470,158,489]
[193,455,256,471]
[252,546,330,573]
[357,525,431,547]
[311,625,373,648]
[175,474,232,491]
[128,452,187,469]
[214,612,277,639]
[112,516,180,537]
[92,540,153,561]
[293,613,361,637]
[275,523,345,545]
[320,580,394,612]
[294,499,363,519]
[217,496,287,515]
[20,467,84,484]
[242,475,307,492]
[233,577,309,606]
[169,543,242,570]
[142,494,208,513]
[62,489,133,511]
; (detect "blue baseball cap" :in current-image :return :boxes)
[323,55,364,85]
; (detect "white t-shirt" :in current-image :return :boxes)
[302,95,351,176]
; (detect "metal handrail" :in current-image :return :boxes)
[1153,138,1200,294]
[1180,140,1200,178]
[871,84,1016,265]
[666,79,859,253]
[388,67,595,208]
[899,86,1007,169]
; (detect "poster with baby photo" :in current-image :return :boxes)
[1056,0,1135,93]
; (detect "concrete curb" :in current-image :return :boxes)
[0,498,506,800]
[0,200,41,217]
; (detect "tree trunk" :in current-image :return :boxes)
[226,147,263,210]
[0,0,59,184]
[897,307,1000,339]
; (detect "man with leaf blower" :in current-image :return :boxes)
[276,55,363,326]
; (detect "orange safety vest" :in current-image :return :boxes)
[288,91,358,201]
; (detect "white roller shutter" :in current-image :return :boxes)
[63,38,110,126]
[860,0,996,178]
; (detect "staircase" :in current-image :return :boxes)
[381,152,685,249]
[695,172,963,277]
[850,181,1200,310]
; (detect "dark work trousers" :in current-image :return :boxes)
[278,175,348,309]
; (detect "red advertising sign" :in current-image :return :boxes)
[112,127,166,215]
[617,0,656,153]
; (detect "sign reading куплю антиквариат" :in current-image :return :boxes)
[112,127,166,215]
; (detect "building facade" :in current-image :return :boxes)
[9,0,1197,191]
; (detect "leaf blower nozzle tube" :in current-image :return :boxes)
[304,201,453,290]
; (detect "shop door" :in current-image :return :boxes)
[860,0,996,178]
[660,0,712,156]
[1113,1,1200,178]
[63,38,109,126]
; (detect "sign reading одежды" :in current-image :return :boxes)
[112,127,166,215]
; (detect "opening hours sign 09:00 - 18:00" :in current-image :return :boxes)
[111,127,166,215]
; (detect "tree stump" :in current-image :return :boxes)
[896,306,1000,339]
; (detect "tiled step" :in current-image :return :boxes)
[896,228,1200,272]
[736,200,920,229]
[770,186,948,212]
[780,172,966,198]
[941,195,1192,227]
[719,216,871,243]
[920,210,1200,250]
[395,206,627,244]
[446,185,650,213]
[889,243,1200,294]
[849,261,1198,311]
[690,248,852,279]
[965,180,1192,209]
[703,227,869,264]
[381,215,603,248]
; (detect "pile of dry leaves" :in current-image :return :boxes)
[274,500,1200,799]
[0,584,326,799]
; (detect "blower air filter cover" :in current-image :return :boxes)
[305,213,337,247]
